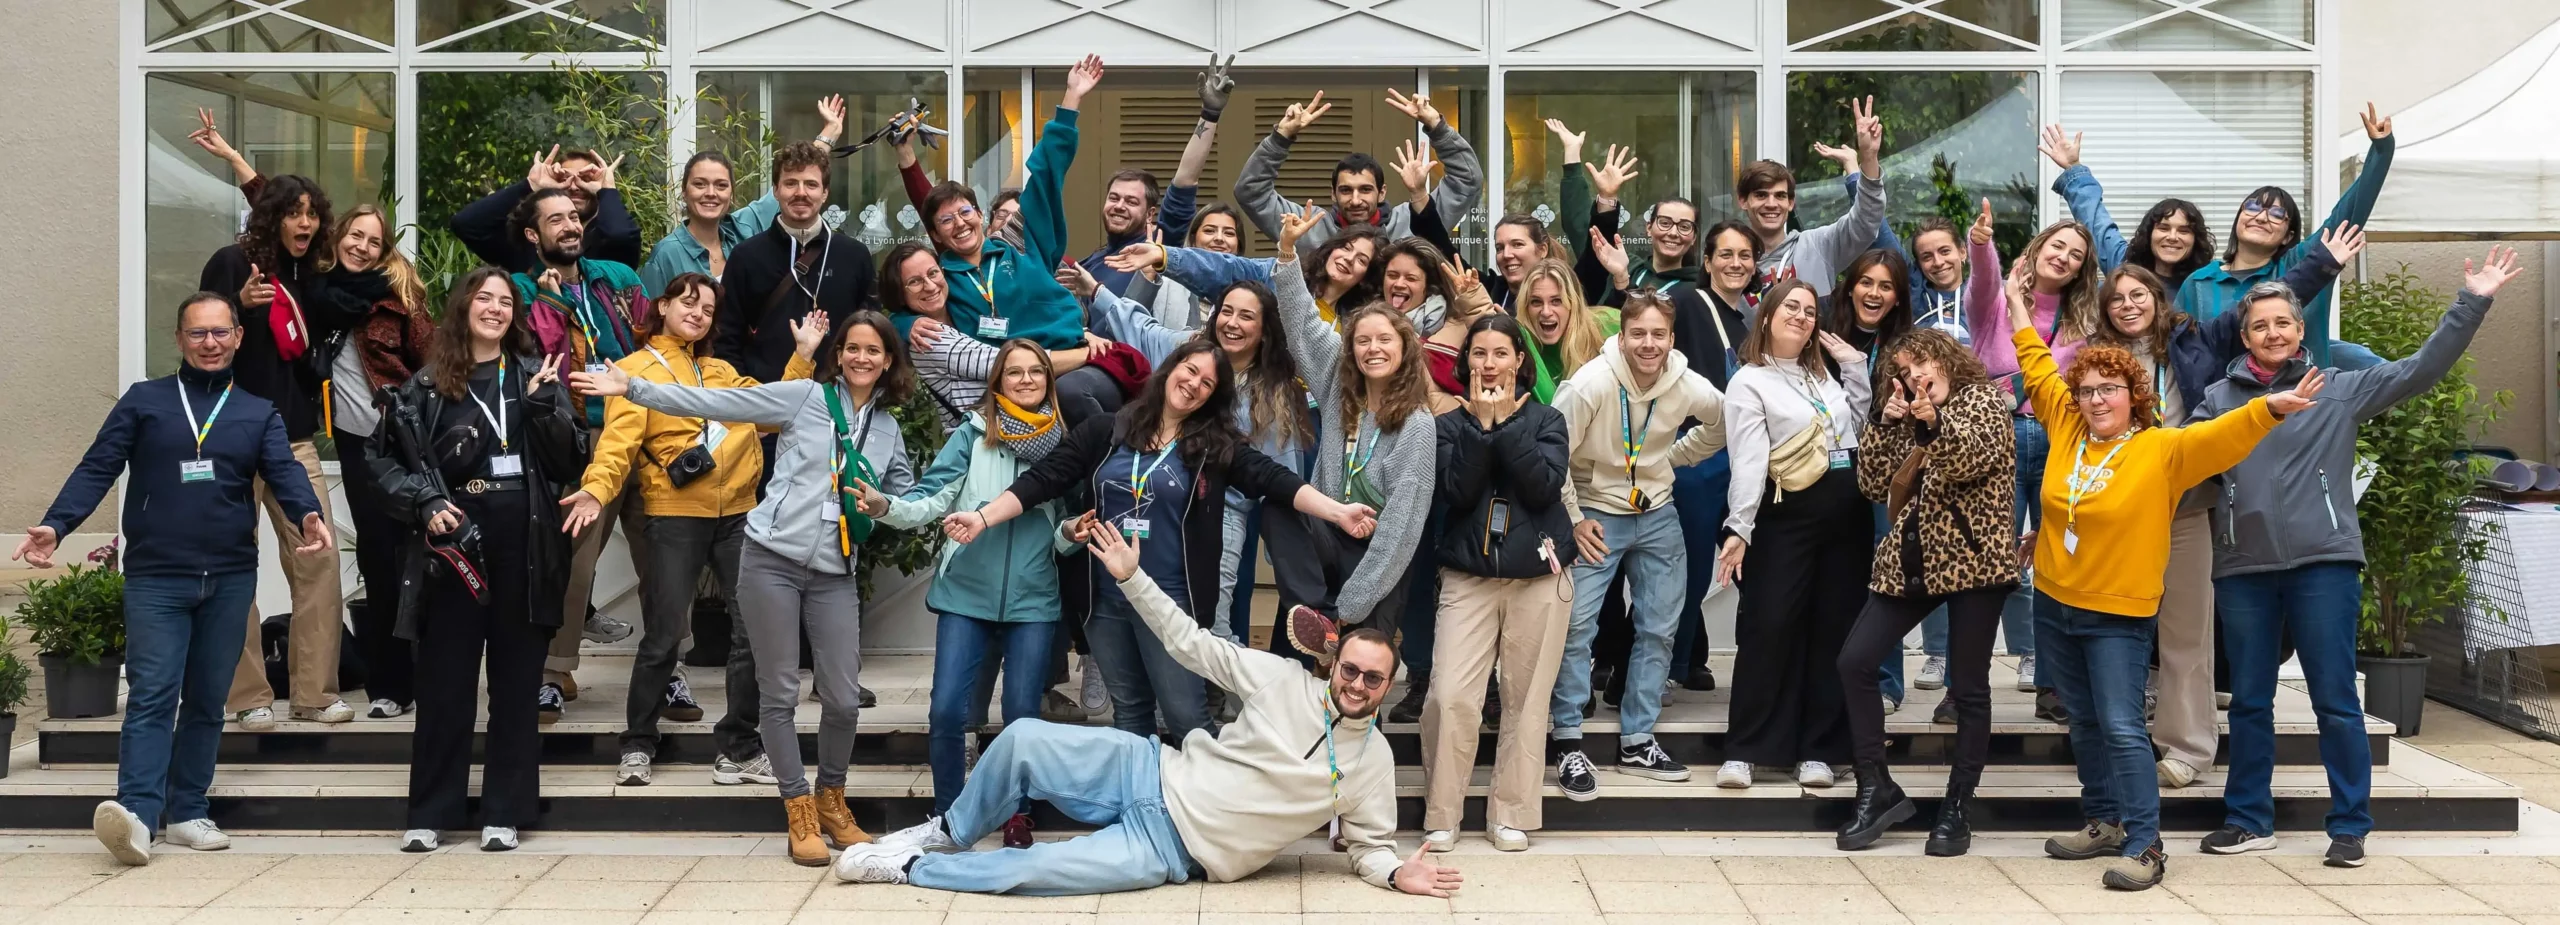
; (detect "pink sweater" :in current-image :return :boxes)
[1963,238,2079,412]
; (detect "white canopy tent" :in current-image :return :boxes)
[2338,18,2560,240]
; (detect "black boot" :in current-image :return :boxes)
[1926,782,1975,857]
[1835,760,1916,851]
[1388,672,1429,725]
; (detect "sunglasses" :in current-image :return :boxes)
[1334,662,1390,691]
[2240,200,2291,222]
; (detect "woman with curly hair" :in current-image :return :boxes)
[2000,270,2315,892]
[1831,329,2015,857]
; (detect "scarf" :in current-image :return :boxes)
[1404,294,1449,337]
[992,395,1061,463]
[2244,353,2282,386]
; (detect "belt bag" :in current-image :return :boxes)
[1766,425,1828,502]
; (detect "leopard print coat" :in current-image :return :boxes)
[1855,382,2019,598]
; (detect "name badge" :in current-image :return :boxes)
[585,363,610,375]
[1828,448,1853,470]
[977,317,1010,339]
[179,459,215,483]
[489,454,524,477]
[2062,529,2080,556]
[1120,517,1151,539]
[702,420,730,452]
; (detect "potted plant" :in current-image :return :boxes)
[0,616,29,776]
[14,563,127,719]
[2341,268,2509,737]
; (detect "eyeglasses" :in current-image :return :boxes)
[2240,200,2291,222]
[934,205,980,229]
[2074,383,2129,402]
[900,273,941,291]
[182,326,240,343]
[1649,217,1698,234]
[1334,662,1391,691]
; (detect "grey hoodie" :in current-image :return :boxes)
[624,375,914,574]
[1758,168,1886,300]
[1235,121,1484,260]
[2192,289,2492,578]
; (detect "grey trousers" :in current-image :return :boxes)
[736,538,862,798]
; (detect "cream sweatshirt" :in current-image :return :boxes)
[1553,338,1728,523]
[1114,568,1405,889]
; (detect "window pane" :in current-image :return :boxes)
[148,0,392,52]
[2063,0,2311,51]
[415,69,664,288]
[2059,71,2311,235]
[1499,71,1756,268]
[419,0,664,53]
[1427,68,1493,264]
[1786,70,2039,262]
[145,73,393,375]
[1791,0,2038,51]
[961,68,1029,204]
[698,72,950,253]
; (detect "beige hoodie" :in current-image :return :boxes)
[1555,336,1729,522]
[1113,569,1405,889]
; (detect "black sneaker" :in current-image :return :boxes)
[1682,665,1717,691]
[537,682,565,726]
[1387,674,1428,725]
[1931,698,1958,725]
[2324,834,2366,868]
[662,674,704,722]
[2034,688,2070,723]
[858,685,877,708]
[1616,739,1692,781]
[2198,823,2276,855]
[1555,746,1600,802]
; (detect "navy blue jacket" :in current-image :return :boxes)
[40,363,322,578]
[2160,248,2347,415]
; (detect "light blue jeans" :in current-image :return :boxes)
[908,720,1197,896]
[1550,507,1684,746]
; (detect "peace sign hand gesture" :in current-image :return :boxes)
[1276,91,1332,140]
[528,353,564,388]
[1277,201,1322,257]
[1384,88,1443,131]
[1196,53,1237,120]
[1849,95,1883,172]
[2360,101,2393,140]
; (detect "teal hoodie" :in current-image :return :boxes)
[937,107,1088,351]
[879,412,1075,622]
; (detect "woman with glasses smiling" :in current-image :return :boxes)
[2172,103,2396,371]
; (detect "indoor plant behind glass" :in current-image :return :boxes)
[16,562,127,719]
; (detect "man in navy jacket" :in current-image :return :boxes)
[14,293,332,867]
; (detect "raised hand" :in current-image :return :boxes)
[2463,244,2522,298]
[816,94,847,145]
[587,153,624,191]
[1104,240,1166,274]
[528,354,564,389]
[188,107,245,169]
[2318,221,2368,268]
[1085,514,1141,581]
[1196,53,1236,121]
[1543,118,1586,163]
[1277,201,1322,257]
[559,490,602,536]
[1590,144,1640,202]
[2360,101,2393,140]
[2268,366,2326,416]
[1468,379,1520,431]
[527,144,564,190]
[1850,95,1883,172]
[2004,257,2037,330]
[1384,88,1443,130]
[1816,330,1862,365]
[12,526,59,569]
[791,310,831,359]
[567,361,631,398]
[1715,535,1745,587]
[1810,140,1859,177]
[1590,227,1630,285]
[238,264,274,309]
[1390,138,1436,207]
[1392,843,1465,898]
[2037,124,2083,170]
[1276,91,1331,140]
[1969,197,1995,247]
[1062,54,1105,109]
[1906,376,1937,425]
[1573,519,1609,564]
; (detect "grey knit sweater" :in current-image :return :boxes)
[1272,263,1435,626]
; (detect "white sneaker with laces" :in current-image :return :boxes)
[1797,761,1836,788]
[713,753,779,786]
[292,700,356,724]
[91,801,151,866]
[163,818,230,851]
[1716,760,1753,789]
[2016,655,2039,692]
[233,707,276,731]
[480,827,518,851]
[1490,825,1529,852]
[871,815,961,854]
[834,844,922,883]
[1422,829,1455,853]
[400,829,440,852]
[1080,654,1109,713]
[617,750,653,786]
[2157,757,2198,789]
[1915,656,1948,691]
[367,699,407,719]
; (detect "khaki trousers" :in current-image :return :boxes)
[228,439,344,712]
[1421,569,1570,833]
[2154,507,2219,771]
[546,482,649,683]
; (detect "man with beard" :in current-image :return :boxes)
[1236,88,1481,260]
[509,187,659,721]
[455,147,643,272]
[833,525,1462,899]
[641,97,847,298]
[714,141,876,384]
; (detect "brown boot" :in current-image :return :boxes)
[783,795,828,867]
[815,785,872,848]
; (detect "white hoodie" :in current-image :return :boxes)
[1554,337,1729,521]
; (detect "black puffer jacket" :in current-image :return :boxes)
[1434,400,1572,579]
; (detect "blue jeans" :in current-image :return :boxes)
[2036,591,2160,856]
[2217,562,2374,838]
[1219,505,1261,645]
[1551,507,1684,744]
[117,571,258,834]
[910,720,1196,895]
[2009,415,2048,679]
[1087,594,1211,743]
[929,612,1061,814]
[1669,452,1729,675]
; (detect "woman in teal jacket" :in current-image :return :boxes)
[2174,105,2397,369]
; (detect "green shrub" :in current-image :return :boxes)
[14,564,126,665]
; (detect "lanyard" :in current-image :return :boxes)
[175,379,234,459]
[961,267,998,317]
[2063,434,2131,532]
[1320,696,1343,804]
[565,277,632,362]
[1343,426,1379,485]
[788,231,835,305]
[824,382,881,557]
[467,357,511,452]
[1781,367,1840,449]
[1129,438,1179,509]
[1617,386,1657,507]
[644,345,703,388]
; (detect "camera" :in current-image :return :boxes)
[660,444,717,488]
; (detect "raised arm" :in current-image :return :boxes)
[1091,525,1296,699]
[1799,97,1887,275]
[2042,125,2128,272]
[2303,104,2398,259]
[1408,94,1484,230]
[1270,225,1344,390]
[1234,91,1329,245]
[1962,201,2013,371]
[2350,250,2510,419]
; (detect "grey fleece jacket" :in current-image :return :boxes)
[1760,168,1887,300]
[1273,257,1436,625]
[2192,289,2493,578]
[624,375,914,574]
[1236,120,1484,261]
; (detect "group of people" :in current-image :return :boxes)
[15,53,2500,896]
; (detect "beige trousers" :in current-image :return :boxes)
[1421,570,1571,833]
[546,482,649,683]
[228,439,344,712]
[2154,506,2219,770]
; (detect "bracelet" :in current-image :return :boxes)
[1199,107,1223,124]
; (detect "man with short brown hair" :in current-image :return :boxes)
[1735,97,1887,301]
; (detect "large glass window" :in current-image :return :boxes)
[1424,68,1492,263]
[1787,69,2039,262]
[148,0,394,53]
[418,0,663,53]
[1499,71,1755,267]
[145,72,393,376]
[2059,71,2312,232]
[698,72,949,253]
[1790,0,2038,52]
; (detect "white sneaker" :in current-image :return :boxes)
[1080,654,1109,714]
[233,707,276,731]
[1716,760,1753,789]
[162,818,230,851]
[292,700,356,724]
[2015,655,2040,692]
[2217,691,2233,710]
[1915,656,1948,691]
[871,816,961,854]
[834,844,921,883]
[1489,825,1529,852]
[400,829,439,852]
[713,753,778,786]
[1422,829,1455,853]
[2157,757,2199,789]
[1882,696,1900,715]
[617,751,653,787]
[367,699,408,719]
[1797,761,1836,788]
[480,827,518,851]
[91,801,151,866]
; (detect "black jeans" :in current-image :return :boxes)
[1840,586,2008,789]
[1263,506,1416,642]
[1055,366,1125,426]
[626,513,752,758]
[408,490,545,831]
[335,429,414,707]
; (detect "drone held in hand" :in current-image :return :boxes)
[833,98,949,157]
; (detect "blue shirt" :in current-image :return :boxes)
[1094,442,1193,611]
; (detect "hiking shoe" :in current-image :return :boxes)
[713,753,777,786]
[537,682,565,726]
[233,707,276,731]
[367,698,408,719]
[163,818,230,851]
[1286,604,1339,657]
[617,750,653,787]
[1555,747,1600,800]
[2157,758,2198,789]
[2199,824,2276,855]
[2325,834,2367,868]
[583,612,632,645]
[292,700,355,724]
[2102,843,2165,891]
[1617,740,1691,781]
[2016,655,2039,691]
[2046,819,2127,860]
[1915,656,1947,691]
[1717,760,1754,789]
[663,674,704,722]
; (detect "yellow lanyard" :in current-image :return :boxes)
[2062,434,2131,535]
[963,268,998,317]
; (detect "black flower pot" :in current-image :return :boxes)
[2357,651,2431,737]
[40,653,123,719]
[0,713,15,778]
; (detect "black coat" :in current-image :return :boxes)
[1003,416,1309,625]
[715,223,877,383]
[449,180,642,273]
[200,243,332,440]
[366,356,587,641]
[1435,401,1573,579]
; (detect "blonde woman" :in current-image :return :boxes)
[1514,258,1619,400]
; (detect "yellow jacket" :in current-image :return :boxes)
[2015,327,2280,617]
[581,334,812,517]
